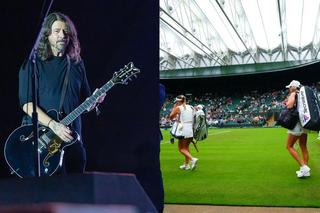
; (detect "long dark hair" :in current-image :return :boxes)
[36,12,81,63]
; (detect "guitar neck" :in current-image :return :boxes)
[60,80,114,126]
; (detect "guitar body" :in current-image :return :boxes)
[4,110,78,178]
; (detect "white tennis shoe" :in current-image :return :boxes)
[296,165,311,178]
[190,158,198,170]
[179,164,191,170]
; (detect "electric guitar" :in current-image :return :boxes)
[4,62,140,178]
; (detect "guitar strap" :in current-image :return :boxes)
[58,55,71,116]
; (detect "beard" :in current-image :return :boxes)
[51,41,68,55]
[56,41,67,51]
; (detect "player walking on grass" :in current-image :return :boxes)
[169,95,198,170]
[284,80,310,178]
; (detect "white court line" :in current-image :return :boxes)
[208,130,231,136]
[161,130,231,145]
[161,141,173,145]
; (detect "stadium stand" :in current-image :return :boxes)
[160,83,320,129]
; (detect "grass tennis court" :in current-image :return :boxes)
[160,128,320,207]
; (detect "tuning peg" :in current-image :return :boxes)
[133,74,137,78]
[128,77,132,81]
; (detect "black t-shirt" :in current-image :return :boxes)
[19,55,91,141]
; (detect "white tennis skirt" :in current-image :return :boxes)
[287,122,307,136]
[181,122,193,138]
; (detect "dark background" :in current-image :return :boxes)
[0,0,160,186]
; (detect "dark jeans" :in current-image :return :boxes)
[60,142,86,174]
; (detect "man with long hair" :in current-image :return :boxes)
[19,12,104,174]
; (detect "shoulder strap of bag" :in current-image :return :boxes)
[293,92,298,110]
[59,55,71,115]
[173,113,181,134]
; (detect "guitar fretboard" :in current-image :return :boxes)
[60,80,114,126]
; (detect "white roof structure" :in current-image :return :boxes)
[160,0,320,71]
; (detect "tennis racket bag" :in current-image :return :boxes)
[297,86,320,131]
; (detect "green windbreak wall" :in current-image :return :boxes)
[160,60,320,79]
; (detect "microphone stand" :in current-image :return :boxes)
[28,0,54,177]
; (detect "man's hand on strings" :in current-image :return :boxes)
[48,120,74,142]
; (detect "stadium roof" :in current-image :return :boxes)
[160,0,320,72]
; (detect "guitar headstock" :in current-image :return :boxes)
[112,62,140,85]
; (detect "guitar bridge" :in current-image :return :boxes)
[43,138,62,167]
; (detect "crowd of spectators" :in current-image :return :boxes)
[160,82,320,128]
